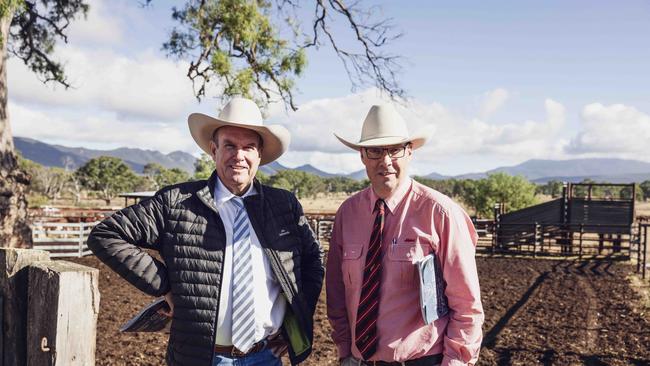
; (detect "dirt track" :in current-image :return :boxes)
[68,256,650,365]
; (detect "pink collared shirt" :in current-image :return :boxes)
[326,178,484,366]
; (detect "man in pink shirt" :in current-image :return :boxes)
[327,104,484,366]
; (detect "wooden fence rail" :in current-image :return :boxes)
[29,215,647,278]
[31,222,98,258]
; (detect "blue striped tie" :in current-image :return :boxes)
[230,198,256,352]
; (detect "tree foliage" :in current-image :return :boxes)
[75,156,137,205]
[416,173,537,218]
[536,180,564,198]
[266,169,325,198]
[322,176,366,194]
[4,0,89,87]
[640,180,650,202]
[144,163,190,190]
[255,170,271,185]
[413,177,461,198]
[472,173,537,217]
[159,0,403,110]
[20,158,70,199]
[193,153,214,180]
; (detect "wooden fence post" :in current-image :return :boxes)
[642,225,650,279]
[533,223,538,257]
[579,224,584,260]
[0,248,50,366]
[78,224,84,257]
[638,223,642,274]
[26,261,99,365]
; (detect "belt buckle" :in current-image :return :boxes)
[232,339,265,357]
[231,346,247,357]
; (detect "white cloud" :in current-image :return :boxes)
[395,98,565,158]
[10,102,195,154]
[67,0,125,46]
[267,90,570,174]
[8,46,196,121]
[269,89,392,154]
[566,103,650,157]
[479,88,509,119]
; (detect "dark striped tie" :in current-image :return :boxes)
[355,199,385,360]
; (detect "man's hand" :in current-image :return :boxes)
[159,292,174,318]
[340,356,363,366]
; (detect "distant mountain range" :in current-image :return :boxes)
[15,137,197,174]
[452,158,650,183]
[259,162,370,180]
[13,137,650,183]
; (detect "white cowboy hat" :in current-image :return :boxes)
[334,103,431,151]
[188,97,290,165]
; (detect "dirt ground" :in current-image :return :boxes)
[67,255,650,366]
[637,201,650,217]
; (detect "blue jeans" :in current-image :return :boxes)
[212,348,282,366]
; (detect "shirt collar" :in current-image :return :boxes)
[368,177,413,215]
[214,176,257,209]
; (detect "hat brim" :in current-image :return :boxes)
[334,131,430,151]
[188,113,290,165]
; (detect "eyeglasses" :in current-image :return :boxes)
[363,144,410,160]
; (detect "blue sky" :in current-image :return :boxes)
[9,0,650,176]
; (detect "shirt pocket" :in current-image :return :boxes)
[387,242,432,288]
[341,244,364,287]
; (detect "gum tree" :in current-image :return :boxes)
[76,156,137,206]
[0,0,88,247]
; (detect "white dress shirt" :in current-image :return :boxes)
[214,177,287,346]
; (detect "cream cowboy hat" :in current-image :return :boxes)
[188,97,290,165]
[334,103,430,151]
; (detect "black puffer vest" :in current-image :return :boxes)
[88,173,324,365]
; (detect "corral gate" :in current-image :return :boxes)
[31,221,98,258]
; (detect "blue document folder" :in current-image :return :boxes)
[417,253,449,324]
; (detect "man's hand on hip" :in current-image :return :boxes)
[159,292,174,318]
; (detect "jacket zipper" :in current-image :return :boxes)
[267,249,297,303]
[198,190,224,366]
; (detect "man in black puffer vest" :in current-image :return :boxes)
[88,97,324,365]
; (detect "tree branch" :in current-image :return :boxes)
[303,0,404,99]
[8,0,89,89]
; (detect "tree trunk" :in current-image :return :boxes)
[0,12,32,248]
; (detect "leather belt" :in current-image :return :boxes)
[366,353,443,366]
[214,339,268,357]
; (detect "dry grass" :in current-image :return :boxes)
[637,201,650,217]
[299,192,349,214]
[28,192,650,219]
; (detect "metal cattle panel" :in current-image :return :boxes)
[499,199,563,224]
[569,200,632,234]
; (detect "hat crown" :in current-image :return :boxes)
[219,97,264,126]
[187,97,290,165]
[360,104,409,142]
